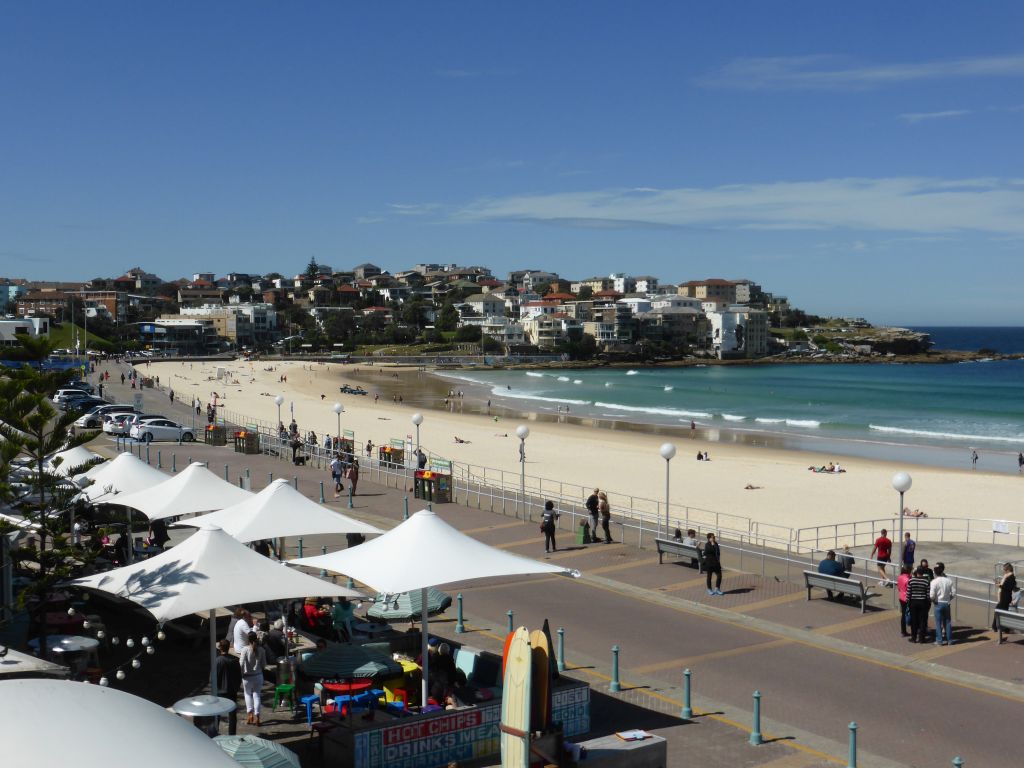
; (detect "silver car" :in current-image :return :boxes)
[129,418,196,443]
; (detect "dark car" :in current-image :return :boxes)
[339,385,369,395]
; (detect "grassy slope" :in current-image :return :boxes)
[49,322,115,352]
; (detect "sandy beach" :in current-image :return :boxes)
[145,359,1023,538]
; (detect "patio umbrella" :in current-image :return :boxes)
[71,524,362,695]
[212,735,300,768]
[77,452,168,502]
[291,509,579,706]
[367,587,452,622]
[106,461,253,520]
[46,445,104,476]
[298,642,403,680]
[178,478,382,542]
[1,679,239,768]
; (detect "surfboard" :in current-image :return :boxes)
[501,629,515,676]
[529,628,551,732]
[500,626,532,768]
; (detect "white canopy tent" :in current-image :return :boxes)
[45,445,103,477]
[105,461,252,520]
[1,679,240,768]
[76,452,168,502]
[178,478,383,542]
[72,524,361,693]
[292,509,578,705]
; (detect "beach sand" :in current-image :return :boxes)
[148,359,1023,539]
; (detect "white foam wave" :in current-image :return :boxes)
[869,424,1022,444]
[594,401,712,419]
[721,414,746,422]
[495,388,591,406]
[663,386,674,391]
[626,370,638,375]
[436,372,488,385]
[786,419,821,428]
[573,379,583,384]
[604,382,612,387]
[556,376,570,382]
[525,372,544,378]
[755,418,785,424]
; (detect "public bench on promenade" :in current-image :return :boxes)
[655,538,703,572]
[803,570,872,613]
[994,609,1024,644]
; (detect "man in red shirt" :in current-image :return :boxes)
[870,528,893,587]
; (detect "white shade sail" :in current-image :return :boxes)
[104,461,253,520]
[71,524,360,623]
[291,509,576,594]
[46,445,103,477]
[76,452,168,502]
[0,679,239,768]
[178,478,382,542]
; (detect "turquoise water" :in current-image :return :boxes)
[446,360,1024,470]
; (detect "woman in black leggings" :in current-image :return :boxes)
[704,533,723,596]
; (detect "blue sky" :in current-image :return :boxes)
[2,2,1022,324]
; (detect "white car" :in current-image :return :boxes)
[75,405,136,430]
[103,413,161,435]
[53,388,91,404]
[129,418,195,443]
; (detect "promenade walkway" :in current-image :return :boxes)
[85,361,1024,767]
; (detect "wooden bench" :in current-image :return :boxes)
[655,538,703,572]
[803,570,872,613]
[994,610,1024,643]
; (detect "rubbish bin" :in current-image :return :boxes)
[576,520,591,545]
[414,469,451,504]
[378,445,405,468]
[232,430,260,454]
[205,425,227,446]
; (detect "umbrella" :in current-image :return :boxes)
[178,478,382,542]
[298,642,403,680]
[46,445,103,477]
[367,587,452,622]
[291,509,578,705]
[71,524,361,695]
[105,462,252,520]
[1,679,239,768]
[77,452,168,502]
[213,735,300,768]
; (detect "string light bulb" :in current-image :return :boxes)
[131,659,141,669]
[111,637,120,645]
[96,630,105,639]
[82,620,91,629]
[116,670,126,680]
[67,607,76,616]
[156,630,166,641]
[140,637,149,646]
[126,639,135,648]
[99,677,109,687]
[146,646,155,655]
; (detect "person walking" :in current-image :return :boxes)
[993,563,1017,632]
[330,454,344,497]
[1018,451,1023,473]
[870,528,893,587]
[585,488,600,543]
[416,448,427,470]
[703,532,723,595]
[215,639,242,735]
[971,449,978,469]
[929,562,956,645]
[540,500,559,553]
[901,532,916,571]
[906,566,931,643]
[897,565,912,636]
[598,491,612,544]
[345,459,359,496]
[239,631,267,726]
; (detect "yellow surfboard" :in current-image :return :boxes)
[529,628,551,732]
[500,626,532,768]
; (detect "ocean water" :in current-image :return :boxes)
[912,326,1024,354]
[446,359,1024,471]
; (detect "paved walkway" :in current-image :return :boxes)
[84,361,1024,767]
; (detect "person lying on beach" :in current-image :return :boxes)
[454,436,471,444]
[744,484,762,490]
[902,507,928,518]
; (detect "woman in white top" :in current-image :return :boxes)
[239,631,267,725]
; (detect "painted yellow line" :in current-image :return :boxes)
[547,543,624,560]
[455,576,561,593]
[657,575,711,593]
[461,520,530,536]
[913,636,994,661]
[632,638,792,674]
[495,536,545,550]
[813,609,894,635]
[587,558,658,575]
[756,753,828,768]
[732,591,808,614]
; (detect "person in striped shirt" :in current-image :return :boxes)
[906,567,932,644]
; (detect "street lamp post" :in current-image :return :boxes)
[274,395,284,432]
[411,412,423,460]
[660,442,677,537]
[516,425,529,520]
[333,403,343,445]
[892,472,912,573]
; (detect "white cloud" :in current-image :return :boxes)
[898,109,971,123]
[387,203,442,216]
[697,54,1024,90]
[451,177,1024,235]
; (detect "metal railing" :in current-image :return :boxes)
[795,516,1024,554]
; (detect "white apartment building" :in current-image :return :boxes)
[0,316,49,346]
[634,276,659,293]
[464,293,505,318]
[618,297,652,315]
[610,273,637,294]
[651,295,702,311]
[708,306,769,359]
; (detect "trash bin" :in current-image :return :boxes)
[378,445,404,468]
[205,425,227,446]
[232,430,260,454]
[576,520,591,545]
[414,469,451,504]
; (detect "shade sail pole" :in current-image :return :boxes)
[209,608,218,696]
[420,586,429,708]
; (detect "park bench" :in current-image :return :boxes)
[655,538,703,572]
[803,570,872,613]
[994,609,1024,644]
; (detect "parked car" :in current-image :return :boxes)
[53,388,92,404]
[75,404,136,429]
[103,413,163,435]
[129,418,195,443]
[67,379,94,394]
[61,395,107,413]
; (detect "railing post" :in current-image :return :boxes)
[297,538,304,558]
[146,444,150,465]
[847,722,857,768]
[319,546,327,578]
[157,450,162,469]
[268,472,273,485]
[293,476,298,491]
[172,454,176,473]
[952,759,964,768]
[749,691,763,745]
[681,668,693,719]
[455,593,465,634]
[610,645,621,692]
[346,576,354,589]
[224,464,229,482]
[506,610,514,633]
[556,627,566,672]
[319,481,325,504]
[403,496,409,520]
[348,484,354,509]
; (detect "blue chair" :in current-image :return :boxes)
[300,694,321,725]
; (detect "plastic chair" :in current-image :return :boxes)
[273,683,296,711]
[300,693,321,725]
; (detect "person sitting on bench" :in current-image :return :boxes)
[818,550,847,601]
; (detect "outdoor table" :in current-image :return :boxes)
[27,634,100,678]
[322,678,374,697]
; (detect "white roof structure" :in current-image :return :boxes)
[0,648,68,680]
[179,478,383,542]
[292,509,576,594]
[46,445,103,477]
[104,461,252,520]
[0,679,239,768]
[76,452,168,502]
[291,509,577,705]
[71,524,360,623]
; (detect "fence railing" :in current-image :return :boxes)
[795,516,1024,554]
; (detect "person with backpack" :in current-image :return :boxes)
[541,500,559,553]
